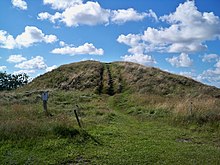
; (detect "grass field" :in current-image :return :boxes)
[0,90,219,164]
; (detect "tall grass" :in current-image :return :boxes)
[0,89,219,141]
[0,90,117,140]
[0,103,77,140]
[110,93,220,127]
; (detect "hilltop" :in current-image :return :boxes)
[23,60,220,98]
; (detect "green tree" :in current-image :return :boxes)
[0,72,29,91]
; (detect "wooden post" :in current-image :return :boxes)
[74,109,82,128]
[43,100,48,113]
[42,91,49,116]
[189,101,193,116]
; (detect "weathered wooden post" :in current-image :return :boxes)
[189,101,193,116]
[74,105,82,128]
[42,91,49,116]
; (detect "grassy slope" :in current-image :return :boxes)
[0,91,219,164]
[21,60,220,98]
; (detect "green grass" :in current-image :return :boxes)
[0,90,219,164]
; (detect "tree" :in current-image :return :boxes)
[0,72,29,91]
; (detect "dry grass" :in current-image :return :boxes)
[117,93,220,124]
[173,98,220,123]
[0,102,77,140]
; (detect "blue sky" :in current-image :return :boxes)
[0,0,220,87]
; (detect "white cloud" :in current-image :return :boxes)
[44,34,58,44]
[202,54,219,62]
[117,1,220,56]
[0,66,7,71]
[38,12,51,20]
[179,71,196,79]
[121,54,156,65]
[7,54,26,63]
[15,56,47,70]
[117,34,141,46]
[13,56,58,75]
[43,0,82,10]
[16,26,58,47]
[146,9,158,22]
[0,31,17,49]
[46,65,57,72]
[111,8,147,24]
[117,34,156,65]
[61,2,110,27]
[11,0,27,10]
[166,53,193,68]
[51,43,104,55]
[206,60,220,82]
[81,58,97,62]
[0,26,58,49]
[40,1,157,26]
[37,12,62,23]
[13,69,35,75]
[197,62,220,87]
[59,41,66,47]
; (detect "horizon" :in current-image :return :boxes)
[0,0,220,87]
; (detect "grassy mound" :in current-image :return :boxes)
[19,60,220,98]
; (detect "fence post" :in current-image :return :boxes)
[74,105,82,128]
[189,101,193,116]
[42,91,50,116]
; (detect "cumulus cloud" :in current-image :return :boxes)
[11,0,27,10]
[146,9,158,22]
[81,58,97,62]
[0,31,17,49]
[61,2,110,27]
[117,34,142,46]
[0,66,7,71]
[121,54,156,65]
[117,0,220,59]
[59,41,66,47]
[12,56,58,76]
[7,54,26,63]
[46,65,57,72]
[16,26,58,47]
[51,43,104,55]
[37,12,62,23]
[166,53,193,67]
[39,1,157,26]
[111,8,147,24]
[197,59,220,86]
[202,54,219,62]
[0,26,58,49]
[43,0,82,10]
[15,56,47,70]
[39,2,110,27]
[144,1,220,53]
[179,71,196,79]
[13,69,35,75]
[117,34,156,65]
